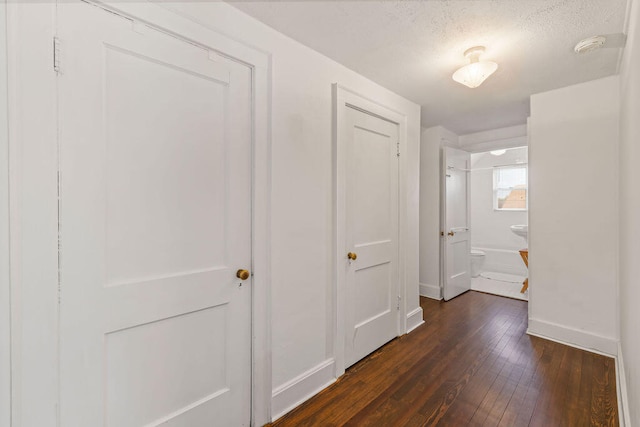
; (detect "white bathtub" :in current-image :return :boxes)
[471,246,528,277]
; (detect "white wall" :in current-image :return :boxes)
[618,0,640,424]
[459,124,527,153]
[47,2,420,422]
[5,2,421,424]
[470,148,528,276]
[528,76,619,355]
[186,4,421,404]
[0,1,10,425]
[419,126,458,299]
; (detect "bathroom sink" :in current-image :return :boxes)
[510,224,528,241]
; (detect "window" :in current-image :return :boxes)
[494,165,527,210]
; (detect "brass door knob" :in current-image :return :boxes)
[448,231,455,236]
[347,252,357,260]
[236,269,250,280]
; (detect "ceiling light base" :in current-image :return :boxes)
[463,46,486,61]
[452,45,498,89]
[574,36,607,54]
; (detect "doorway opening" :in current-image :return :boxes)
[441,146,529,302]
[469,147,528,301]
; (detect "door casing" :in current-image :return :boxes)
[441,146,471,301]
[5,1,272,425]
[0,0,10,424]
[333,84,409,377]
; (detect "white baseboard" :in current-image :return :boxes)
[406,307,424,333]
[419,283,441,300]
[527,318,618,356]
[617,343,631,427]
[271,358,336,422]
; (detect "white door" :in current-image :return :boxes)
[344,106,399,368]
[57,2,252,425]
[442,147,471,301]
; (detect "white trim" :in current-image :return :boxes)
[271,359,336,422]
[458,136,527,154]
[250,52,272,427]
[459,124,527,145]
[91,1,269,71]
[527,318,618,356]
[333,84,409,378]
[616,342,631,427]
[419,283,442,300]
[457,125,527,153]
[0,0,11,424]
[396,104,410,337]
[619,0,634,73]
[8,1,272,425]
[405,307,424,334]
[7,3,59,425]
[525,117,532,341]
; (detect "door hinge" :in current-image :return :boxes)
[396,295,401,310]
[53,37,61,73]
[397,141,400,157]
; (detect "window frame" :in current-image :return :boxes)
[493,164,528,211]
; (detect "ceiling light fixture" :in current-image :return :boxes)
[574,35,607,54]
[452,46,498,88]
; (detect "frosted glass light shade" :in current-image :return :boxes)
[452,60,498,88]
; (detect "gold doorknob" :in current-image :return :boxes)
[448,231,455,236]
[347,252,357,260]
[236,269,250,280]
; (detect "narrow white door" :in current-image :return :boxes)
[344,107,399,368]
[442,147,471,301]
[57,2,252,425]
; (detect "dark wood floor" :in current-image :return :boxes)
[267,291,618,427]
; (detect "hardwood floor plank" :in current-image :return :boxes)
[436,305,527,426]
[481,334,532,426]
[342,298,506,425]
[421,314,525,426]
[591,355,619,427]
[528,338,568,427]
[496,335,545,427]
[267,292,619,427]
[562,348,589,426]
[343,298,513,426]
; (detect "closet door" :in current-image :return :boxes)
[57,2,252,425]
[344,106,400,368]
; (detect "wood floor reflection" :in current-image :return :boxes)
[267,292,618,427]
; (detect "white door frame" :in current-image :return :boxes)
[441,146,471,301]
[333,84,409,377]
[0,1,11,424]
[6,1,272,425]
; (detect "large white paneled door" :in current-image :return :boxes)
[343,106,399,368]
[442,147,471,301]
[57,2,252,425]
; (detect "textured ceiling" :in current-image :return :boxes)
[229,0,628,134]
